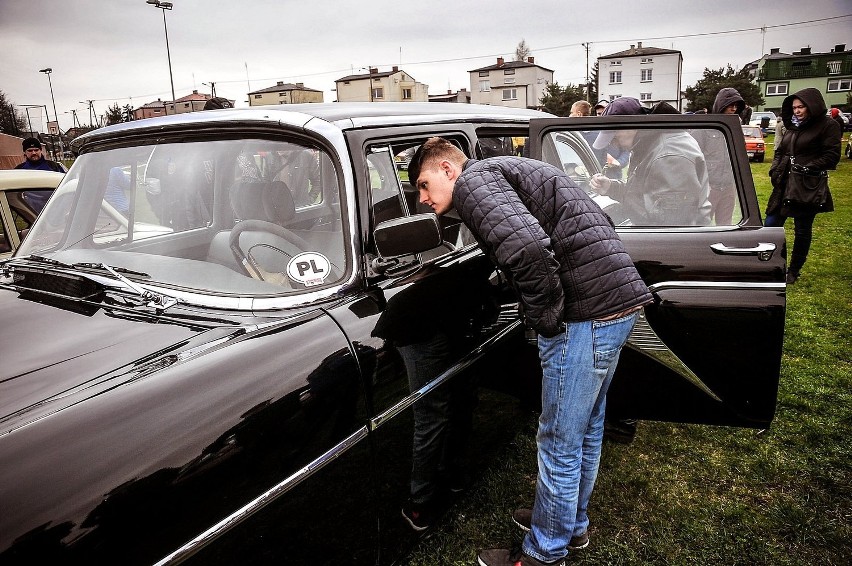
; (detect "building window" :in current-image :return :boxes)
[641,57,654,64]
[641,69,653,82]
[372,88,384,99]
[827,60,842,74]
[827,78,851,92]
[504,77,515,84]
[611,60,622,66]
[254,94,262,99]
[640,92,652,101]
[402,88,412,100]
[609,71,622,84]
[479,80,491,92]
[279,92,287,96]
[504,68,515,75]
[479,71,489,77]
[184,103,190,108]
[766,82,788,96]
[502,88,518,100]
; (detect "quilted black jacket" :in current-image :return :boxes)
[453,157,652,336]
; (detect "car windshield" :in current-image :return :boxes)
[17,138,347,300]
[742,126,762,137]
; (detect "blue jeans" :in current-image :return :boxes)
[523,313,638,563]
[764,212,816,275]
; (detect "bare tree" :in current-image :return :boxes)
[514,39,531,61]
[0,90,28,135]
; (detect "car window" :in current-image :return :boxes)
[19,139,347,297]
[6,189,54,241]
[540,125,743,227]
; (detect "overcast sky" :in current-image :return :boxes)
[1,0,849,131]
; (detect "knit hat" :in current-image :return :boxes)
[22,137,42,151]
[204,97,233,110]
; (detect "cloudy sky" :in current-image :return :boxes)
[1,0,849,131]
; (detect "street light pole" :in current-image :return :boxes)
[39,68,64,158]
[146,0,176,103]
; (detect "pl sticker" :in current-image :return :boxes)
[286,252,331,287]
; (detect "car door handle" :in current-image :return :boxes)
[710,242,776,261]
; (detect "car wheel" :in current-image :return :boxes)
[756,153,764,163]
[846,143,851,159]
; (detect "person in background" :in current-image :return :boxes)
[696,87,747,225]
[593,100,609,116]
[765,88,840,284]
[590,97,711,226]
[408,137,652,566]
[15,137,66,173]
[829,108,845,141]
[569,100,591,117]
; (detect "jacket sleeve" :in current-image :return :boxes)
[806,121,842,171]
[455,164,564,337]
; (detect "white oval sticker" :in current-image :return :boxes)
[286,252,331,287]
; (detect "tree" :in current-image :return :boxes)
[539,82,587,116]
[0,90,28,135]
[684,65,764,113]
[514,39,531,62]
[104,103,124,126]
[588,61,600,103]
[122,104,134,122]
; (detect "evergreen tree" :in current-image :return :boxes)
[684,65,764,112]
[515,39,531,62]
[539,83,586,116]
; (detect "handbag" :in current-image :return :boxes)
[783,158,828,207]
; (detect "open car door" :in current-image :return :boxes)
[529,114,785,428]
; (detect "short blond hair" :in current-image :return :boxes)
[570,100,591,116]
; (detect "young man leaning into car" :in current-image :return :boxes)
[408,137,652,566]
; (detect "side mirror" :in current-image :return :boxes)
[374,213,443,258]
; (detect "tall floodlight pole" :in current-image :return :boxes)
[39,68,63,157]
[146,0,176,103]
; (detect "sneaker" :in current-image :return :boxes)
[511,508,590,550]
[476,547,565,566]
[786,271,799,284]
[401,499,434,531]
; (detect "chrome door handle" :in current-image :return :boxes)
[710,242,776,261]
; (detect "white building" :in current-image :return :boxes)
[468,57,553,109]
[334,67,428,103]
[597,42,683,110]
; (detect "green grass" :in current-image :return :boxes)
[403,133,852,565]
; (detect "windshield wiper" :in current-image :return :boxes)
[79,262,179,311]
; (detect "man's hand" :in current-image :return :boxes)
[590,173,613,194]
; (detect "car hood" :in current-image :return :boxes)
[0,288,241,433]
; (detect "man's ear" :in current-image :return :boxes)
[440,160,458,180]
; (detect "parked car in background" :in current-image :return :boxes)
[0,105,786,565]
[845,135,851,158]
[749,111,778,134]
[0,169,63,259]
[741,125,766,162]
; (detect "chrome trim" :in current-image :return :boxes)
[710,242,776,260]
[371,320,522,431]
[648,281,785,292]
[154,426,369,565]
[626,311,722,402]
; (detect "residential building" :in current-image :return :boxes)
[597,42,683,110]
[428,88,471,103]
[248,82,324,106]
[751,44,851,112]
[133,91,236,120]
[468,57,553,109]
[334,67,428,103]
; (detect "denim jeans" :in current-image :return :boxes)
[397,332,474,504]
[764,212,816,274]
[523,313,638,563]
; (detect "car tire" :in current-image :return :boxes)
[756,154,764,163]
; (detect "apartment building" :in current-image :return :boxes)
[597,42,683,110]
[468,57,553,109]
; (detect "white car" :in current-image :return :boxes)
[0,169,64,258]
[749,111,778,133]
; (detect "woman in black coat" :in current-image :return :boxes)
[765,88,841,284]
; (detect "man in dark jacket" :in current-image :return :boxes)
[15,137,67,173]
[409,137,652,566]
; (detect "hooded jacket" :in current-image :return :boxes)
[712,88,746,115]
[452,157,652,337]
[767,87,840,216]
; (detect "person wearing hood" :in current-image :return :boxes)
[696,87,747,225]
[766,88,840,284]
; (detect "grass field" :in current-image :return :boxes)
[403,134,852,565]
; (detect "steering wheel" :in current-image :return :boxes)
[229,219,312,280]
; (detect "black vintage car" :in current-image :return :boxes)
[0,103,786,565]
